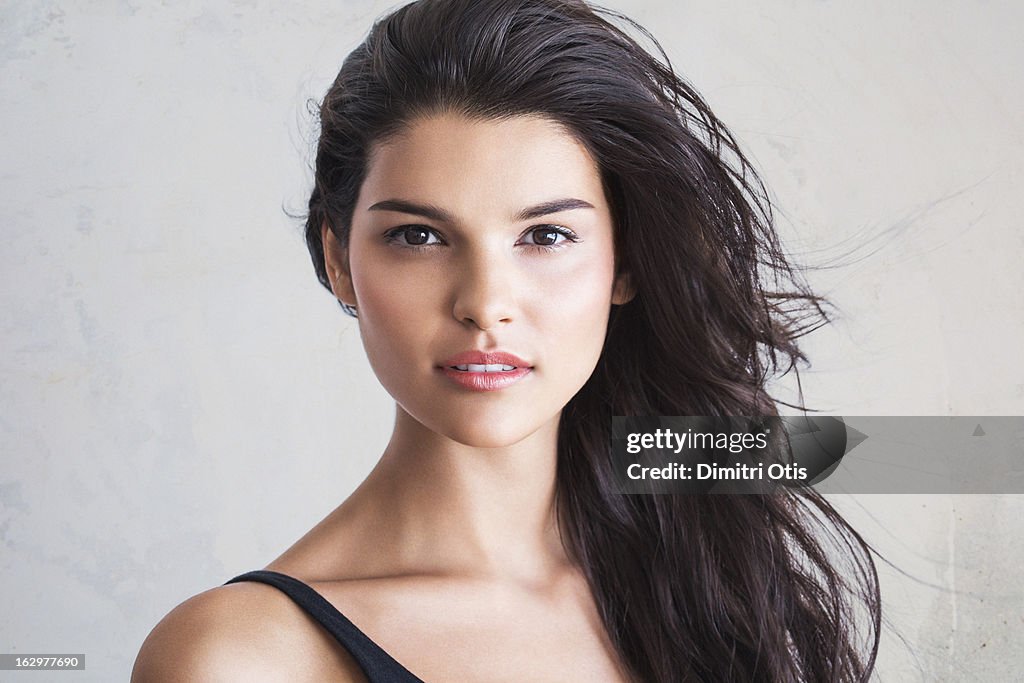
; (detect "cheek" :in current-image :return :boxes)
[354,264,434,320]
[347,254,444,386]
[533,253,617,374]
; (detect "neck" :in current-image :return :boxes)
[346,406,569,583]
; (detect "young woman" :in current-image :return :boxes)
[133,0,880,680]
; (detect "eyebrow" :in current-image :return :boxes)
[367,197,595,223]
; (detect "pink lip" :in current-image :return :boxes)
[438,350,533,392]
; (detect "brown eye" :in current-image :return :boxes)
[531,228,560,246]
[387,226,441,247]
[403,227,431,245]
[521,225,575,247]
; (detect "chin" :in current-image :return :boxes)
[444,423,537,450]
[427,412,557,450]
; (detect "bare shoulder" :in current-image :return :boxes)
[131,581,366,682]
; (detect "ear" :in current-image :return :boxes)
[611,271,635,305]
[321,222,357,309]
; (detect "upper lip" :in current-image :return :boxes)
[440,350,533,368]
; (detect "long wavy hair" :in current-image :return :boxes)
[303,1,881,680]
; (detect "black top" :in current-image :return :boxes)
[224,570,425,683]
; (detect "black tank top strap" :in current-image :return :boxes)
[224,569,425,683]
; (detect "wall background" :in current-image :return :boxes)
[1,1,1021,680]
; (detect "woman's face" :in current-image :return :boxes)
[324,113,630,448]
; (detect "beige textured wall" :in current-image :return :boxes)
[1,1,1021,679]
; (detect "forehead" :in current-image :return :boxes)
[357,113,607,216]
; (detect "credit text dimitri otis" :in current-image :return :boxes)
[624,428,808,481]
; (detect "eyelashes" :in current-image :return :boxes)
[383,224,581,251]
[519,225,578,248]
[384,226,441,247]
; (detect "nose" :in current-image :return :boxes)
[451,248,518,331]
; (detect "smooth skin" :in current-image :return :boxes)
[132,113,634,682]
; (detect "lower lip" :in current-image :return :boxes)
[439,366,532,391]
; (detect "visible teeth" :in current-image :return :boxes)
[452,364,517,372]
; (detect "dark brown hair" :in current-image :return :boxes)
[304,1,881,680]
